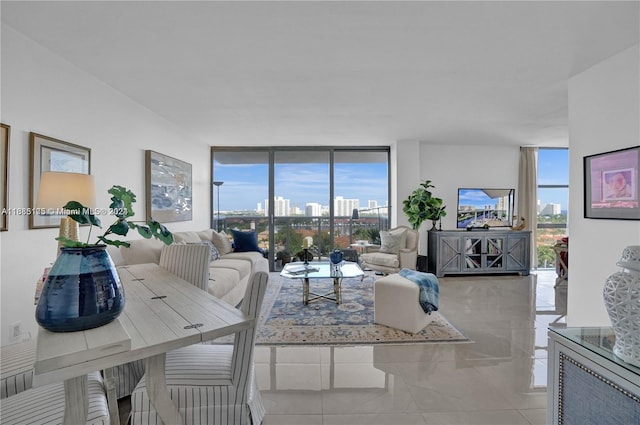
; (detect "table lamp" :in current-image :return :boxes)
[36,171,96,254]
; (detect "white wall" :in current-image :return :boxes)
[567,44,640,326]
[0,27,212,345]
[408,143,520,254]
[393,140,421,229]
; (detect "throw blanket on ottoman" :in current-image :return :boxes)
[399,268,439,314]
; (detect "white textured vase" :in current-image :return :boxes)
[603,245,640,367]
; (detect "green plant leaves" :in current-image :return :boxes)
[109,220,130,236]
[55,236,88,247]
[61,201,101,227]
[402,179,447,230]
[108,185,136,218]
[55,185,173,248]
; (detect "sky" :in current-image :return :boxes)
[537,148,569,211]
[213,148,569,213]
[213,161,389,212]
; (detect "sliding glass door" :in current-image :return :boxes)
[212,147,390,271]
[273,150,330,266]
[211,150,269,252]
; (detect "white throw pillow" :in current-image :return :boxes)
[379,228,407,254]
[210,230,233,255]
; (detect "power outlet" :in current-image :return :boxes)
[9,321,22,343]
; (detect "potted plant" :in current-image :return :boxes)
[402,180,447,231]
[36,185,174,332]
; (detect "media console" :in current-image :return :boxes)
[427,229,530,277]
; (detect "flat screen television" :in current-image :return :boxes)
[457,188,515,228]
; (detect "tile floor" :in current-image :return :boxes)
[255,270,567,425]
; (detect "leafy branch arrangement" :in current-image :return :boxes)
[402,179,447,230]
[57,185,174,248]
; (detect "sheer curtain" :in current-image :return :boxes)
[518,147,538,269]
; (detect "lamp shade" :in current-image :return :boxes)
[36,172,96,209]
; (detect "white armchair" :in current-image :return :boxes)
[360,226,418,274]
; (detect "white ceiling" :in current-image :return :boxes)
[2,1,639,147]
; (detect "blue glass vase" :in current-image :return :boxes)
[36,245,125,332]
[330,249,343,264]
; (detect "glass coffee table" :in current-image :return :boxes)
[280,261,364,305]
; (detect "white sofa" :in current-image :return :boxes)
[107,229,268,307]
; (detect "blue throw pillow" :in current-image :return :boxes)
[231,229,261,253]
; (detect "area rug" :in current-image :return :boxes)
[250,273,471,346]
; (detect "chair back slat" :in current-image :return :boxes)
[159,243,210,292]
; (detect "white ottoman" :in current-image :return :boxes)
[374,273,437,334]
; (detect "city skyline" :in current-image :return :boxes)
[213,148,568,214]
[213,161,389,211]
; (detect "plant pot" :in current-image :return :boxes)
[35,245,125,332]
[603,245,640,367]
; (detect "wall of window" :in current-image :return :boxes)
[212,147,390,271]
[536,148,569,268]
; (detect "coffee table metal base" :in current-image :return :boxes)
[303,277,342,305]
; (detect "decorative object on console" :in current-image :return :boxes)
[145,150,193,223]
[603,245,640,367]
[36,185,173,333]
[584,145,640,220]
[403,180,446,231]
[511,216,526,230]
[0,123,9,232]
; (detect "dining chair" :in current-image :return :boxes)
[111,243,211,400]
[158,242,211,292]
[0,371,111,425]
[0,339,36,399]
[129,271,269,425]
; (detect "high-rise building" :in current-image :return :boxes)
[540,203,561,216]
[334,196,359,217]
[305,202,323,217]
[264,196,291,216]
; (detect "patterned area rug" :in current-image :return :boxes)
[252,274,470,346]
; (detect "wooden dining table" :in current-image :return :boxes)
[33,263,253,425]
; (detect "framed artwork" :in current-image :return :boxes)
[584,145,640,220]
[29,133,91,229]
[145,150,192,222]
[1,124,9,231]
